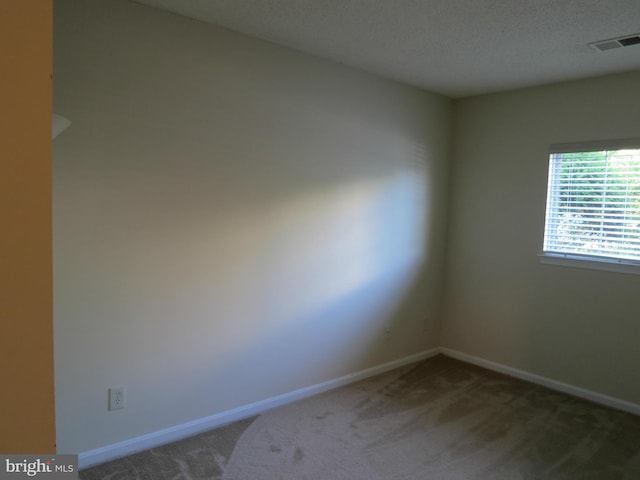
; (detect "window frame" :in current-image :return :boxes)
[540,138,640,275]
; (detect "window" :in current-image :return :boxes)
[541,139,640,274]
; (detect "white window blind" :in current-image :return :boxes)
[543,139,640,265]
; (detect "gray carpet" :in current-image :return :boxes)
[79,355,640,479]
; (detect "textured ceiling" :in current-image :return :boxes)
[132,0,640,98]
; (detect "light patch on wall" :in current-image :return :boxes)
[259,168,429,328]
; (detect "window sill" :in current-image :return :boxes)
[538,253,640,276]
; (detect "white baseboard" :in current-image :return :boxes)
[79,348,440,469]
[80,346,640,469]
[439,347,640,417]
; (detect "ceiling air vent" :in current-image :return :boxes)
[590,34,640,52]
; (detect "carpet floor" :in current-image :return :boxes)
[79,355,640,479]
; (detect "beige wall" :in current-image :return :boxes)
[0,1,56,453]
[443,70,640,404]
[53,0,640,459]
[53,0,451,453]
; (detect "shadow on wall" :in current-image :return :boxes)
[53,129,447,456]
[132,162,437,402]
[52,0,450,453]
[86,151,434,391]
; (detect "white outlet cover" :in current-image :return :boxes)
[108,386,126,411]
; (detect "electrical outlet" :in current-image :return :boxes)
[108,386,125,411]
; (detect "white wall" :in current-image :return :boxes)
[443,70,640,404]
[53,0,452,453]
